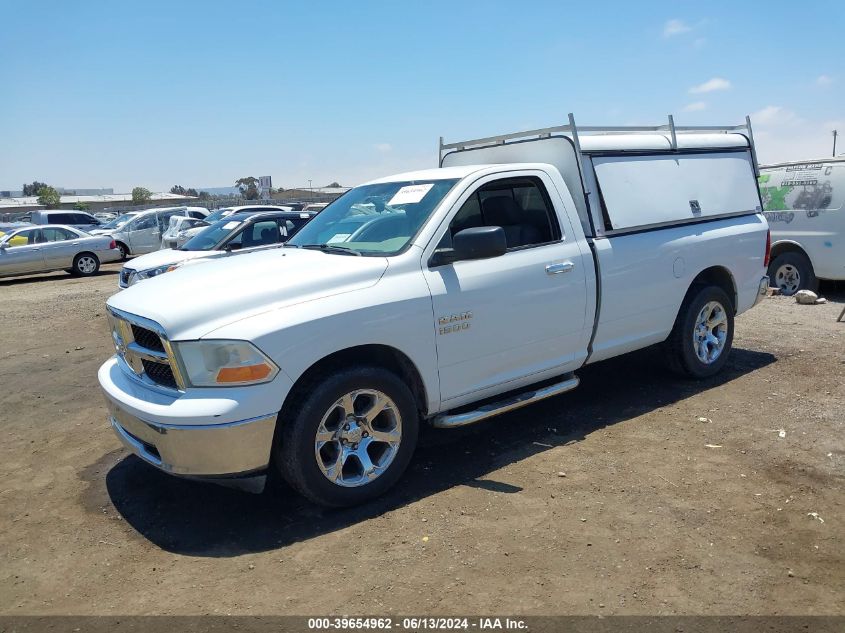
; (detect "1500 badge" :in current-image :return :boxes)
[438,311,472,335]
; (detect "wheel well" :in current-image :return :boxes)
[74,251,97,261]
[115,241,129,253]
[286,345,429,417]
[769,241,807,262]
[689,266,737,312]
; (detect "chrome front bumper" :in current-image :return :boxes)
[107,399,277,478]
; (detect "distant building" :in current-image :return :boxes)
[0,187,114,198]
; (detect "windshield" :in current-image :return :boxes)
[98,214,136,230]
[180,217,243,251]
[287,179,458,255]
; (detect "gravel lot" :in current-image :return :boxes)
[1,263,843,615]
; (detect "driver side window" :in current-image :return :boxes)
[440,177,561,250]
[5,229,41,247]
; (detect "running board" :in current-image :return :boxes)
[432,374,580,429]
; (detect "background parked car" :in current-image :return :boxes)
[301,202,329,213]
[20,210,101,231]
[172,205,294,248]
[0,225,121,278]
[161,215,209,249]
[760,157,845,295]
[119,209,315,287]
[89,206,209,259]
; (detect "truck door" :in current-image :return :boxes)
[422,172,589,407]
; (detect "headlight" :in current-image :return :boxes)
[173,340,279,387]
[129,263,178,285]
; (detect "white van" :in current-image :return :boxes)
[760,158,844,294]
[90,206,208,259]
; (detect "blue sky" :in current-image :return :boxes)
[2,0,843,193]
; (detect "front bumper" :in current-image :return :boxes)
[108,400,276,477]
[99,357,285,478]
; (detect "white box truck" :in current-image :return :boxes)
[759,158,845,294]
[98,115,770,506]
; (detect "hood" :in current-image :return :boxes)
[88,228,113,235]
[108,247,389,340]
[122,248,212,272]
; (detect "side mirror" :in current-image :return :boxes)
[430,226,507,266]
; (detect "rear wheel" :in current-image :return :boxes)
[768,251,818,296]
[275,366,419,507]
[664,285,734,378]
[71,253,100,276]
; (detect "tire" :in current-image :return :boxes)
[116,242,129,261]
[664,285,734,379]
[275,366,419,507]
[768,251,818,296]
[71,252,100,277]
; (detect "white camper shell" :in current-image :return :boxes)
[439,114,762,239]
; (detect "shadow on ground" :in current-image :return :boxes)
[104,346,775,557]
[0,269,118,286]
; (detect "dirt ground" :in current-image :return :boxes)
[0,263,843,616]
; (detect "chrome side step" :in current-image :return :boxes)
[432,374,580,429]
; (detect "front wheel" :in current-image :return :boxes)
[664,285,734,378]
[275,367,419,507]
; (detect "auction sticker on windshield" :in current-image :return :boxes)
[388,183,434,205]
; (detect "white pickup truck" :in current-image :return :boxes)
[99,116,770,507]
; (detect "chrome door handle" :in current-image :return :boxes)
[545,261,575,275]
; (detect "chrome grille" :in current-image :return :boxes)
[131,324,164,352]
[108,308,184,391]
[141,359,178,389]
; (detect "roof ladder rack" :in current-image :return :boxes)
[439,113,760,174]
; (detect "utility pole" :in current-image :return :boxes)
[833,130,838,157]
[308,179,313,200]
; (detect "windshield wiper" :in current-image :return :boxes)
[300,243,362,256]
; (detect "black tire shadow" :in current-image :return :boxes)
[105,346,775,557]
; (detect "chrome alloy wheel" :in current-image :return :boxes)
[314,389,402,487]
[774,263,801,295]
[692,300,728,364]
[78,256,97,274]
